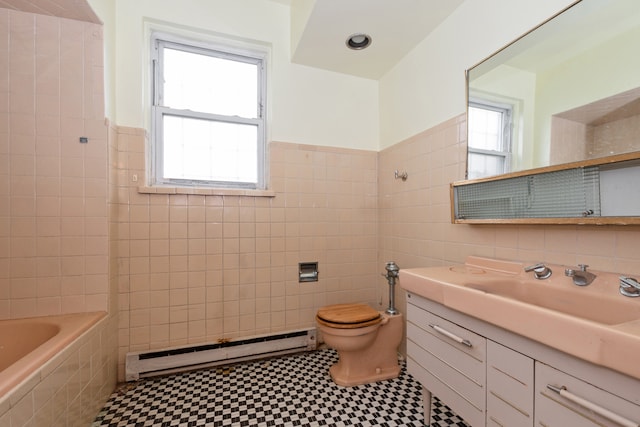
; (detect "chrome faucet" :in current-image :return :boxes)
[524,263,552,279]
[564,264,596,286]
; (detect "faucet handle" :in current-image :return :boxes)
[578,264,589,272]
[524,263,552,279]
[620,276,640,297]
[524,263,544,272]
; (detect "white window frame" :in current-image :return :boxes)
[467,98,513,179]
[150,32,267,190]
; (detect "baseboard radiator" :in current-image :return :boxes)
[125,328,317,381]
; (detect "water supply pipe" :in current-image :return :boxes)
[383,261,400,315]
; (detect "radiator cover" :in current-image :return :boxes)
[125,328,316,381]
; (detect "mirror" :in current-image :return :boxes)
[466,0,640,181]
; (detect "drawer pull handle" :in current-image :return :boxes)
[547,385,639,427]
[429,324,472,347]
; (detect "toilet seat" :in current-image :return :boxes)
[316,303,382,329]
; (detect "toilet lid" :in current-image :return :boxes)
[316,303,381,328]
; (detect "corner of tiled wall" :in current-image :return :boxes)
[0,8,118,425]
[1,9,109,320]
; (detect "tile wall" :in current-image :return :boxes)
[591,115,640,159]
[0,9,109,319]
[113,126,382,380]
[550,116,589,165]
[0,9,118,425]
[550,115,640,165]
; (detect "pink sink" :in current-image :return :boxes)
[400,256,640,380]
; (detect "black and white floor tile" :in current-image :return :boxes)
[94,349,470,427]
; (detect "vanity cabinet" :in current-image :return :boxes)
[406,292,640,427]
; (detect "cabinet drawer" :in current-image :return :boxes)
[487,341,534,427]
[535,362,640,427]
[407,322,485,387]
[407,302,486,363]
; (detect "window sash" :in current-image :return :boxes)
[154,108,264,188]
[467,150,508,180]
[468,99,513,179]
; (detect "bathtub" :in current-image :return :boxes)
[0,311,106,398]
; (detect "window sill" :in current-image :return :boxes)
[137,186,276,197]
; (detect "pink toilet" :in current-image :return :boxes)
[316,303,403,387]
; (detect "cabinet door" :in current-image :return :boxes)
[486,341,534,427]
[535,362,640,427]
[406,301,486,427]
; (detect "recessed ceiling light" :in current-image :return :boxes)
[346,33,372,50]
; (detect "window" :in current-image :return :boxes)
[151,33,266,189]
[467,99,513,180]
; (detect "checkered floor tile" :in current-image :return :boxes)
[94,349,470,427]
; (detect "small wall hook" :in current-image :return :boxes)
[394,170,408,181]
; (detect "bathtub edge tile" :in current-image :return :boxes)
[8,372,38,407]
[0,394,9,418]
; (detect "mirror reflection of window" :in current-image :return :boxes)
[467,100,513,179]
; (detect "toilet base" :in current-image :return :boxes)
[324,313,403,387]
[329,361,401,387]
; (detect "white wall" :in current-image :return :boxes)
[379,0,577,149]
[88,0,379,151]
[87,0,116,119]
[87,0,594,152]
[533,25,640,166]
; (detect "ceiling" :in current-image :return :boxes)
[0,0,101,23]
[284,0,464,80]
[556,87,640,126]
[1,0,463,80]
[500,0,640,74]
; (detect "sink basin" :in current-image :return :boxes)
[400,256,640,380]
[464,279,639,325]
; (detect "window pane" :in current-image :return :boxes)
[468,106,503,151]
[163,115,258,183]
[163,47,258,118]
[468,152,505,180]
